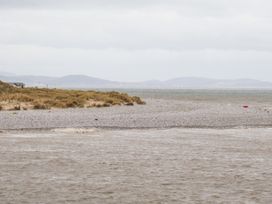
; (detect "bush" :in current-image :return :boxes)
[13,105,21,111]
[33,103,48,110]
[132,96,146,105]
[102,103,111,107]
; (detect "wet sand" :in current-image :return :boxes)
[0,98,272,130]
[1,128,272,204]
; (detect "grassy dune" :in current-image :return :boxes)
[0,81,145,111]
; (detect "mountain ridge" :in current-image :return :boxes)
[0,74,272,89]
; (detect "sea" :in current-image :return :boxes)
[1,89,272,203]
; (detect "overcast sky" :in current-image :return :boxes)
[0,0,272,82]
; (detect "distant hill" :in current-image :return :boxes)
[0,74,272,89]
[0,75,117,88]
[163,77,272,89]
[48,75,116,88]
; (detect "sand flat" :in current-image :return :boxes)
[0,98,272,130]
[0,128,272,203]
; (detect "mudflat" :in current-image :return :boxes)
[0,128,272,204]
[0,97,272,130]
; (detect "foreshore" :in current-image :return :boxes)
[1,98,272,131]
[1,95,272,203]
[1,128,272,203]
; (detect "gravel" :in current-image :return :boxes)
[1,98,272,130]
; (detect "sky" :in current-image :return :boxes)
[0,0,272,82]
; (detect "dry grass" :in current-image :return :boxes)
[0,81,145,111]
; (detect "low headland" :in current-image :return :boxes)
[0,81,145,111]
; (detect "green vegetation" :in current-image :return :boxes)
[0,81,145,111]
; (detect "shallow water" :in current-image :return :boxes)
[98,88,272,103]
[1,128,272,203]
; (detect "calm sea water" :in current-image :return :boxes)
[99,89,272,103]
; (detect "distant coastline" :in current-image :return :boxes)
[1,73,272,89]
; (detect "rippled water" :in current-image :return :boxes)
[123,89,272,103]
[1,128,272,203]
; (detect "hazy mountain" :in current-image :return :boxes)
[0,75,56,87]
[0,74,119,88]
[0,74,272,89]
[163,77,272,89]
[48,75,117,88]
[165,77,216,88]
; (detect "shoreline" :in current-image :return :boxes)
[2,125,272,133]
[1,98,272,131]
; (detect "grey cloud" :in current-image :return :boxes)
[0,0,193,8]
[0,9,271,51]
[0,0,272,81]
[1,45,272,81]
[0,0,271,12]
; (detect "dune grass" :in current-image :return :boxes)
[0,81,145,111]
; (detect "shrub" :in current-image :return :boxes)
[102,103,111,107]
[14,105,20,110]
[33,103,48,110]
[132,96,146,105]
